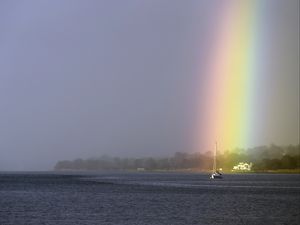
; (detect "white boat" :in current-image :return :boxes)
[210,142,223,179]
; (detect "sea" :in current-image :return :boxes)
[0,172,299,225]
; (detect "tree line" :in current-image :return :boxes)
[54,144,300,171]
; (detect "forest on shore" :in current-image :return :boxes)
[54,144,300,172]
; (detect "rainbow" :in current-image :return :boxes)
[195,1,262,151]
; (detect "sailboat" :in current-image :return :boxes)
[210,142,223,179]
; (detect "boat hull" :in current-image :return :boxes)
[210,173,223,179]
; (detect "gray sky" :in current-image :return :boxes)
[0,0,298,170]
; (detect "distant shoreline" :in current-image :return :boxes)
[52,168,300,174]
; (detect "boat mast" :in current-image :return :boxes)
[213,142,217,172]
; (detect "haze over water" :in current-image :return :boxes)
[0,1,299,171]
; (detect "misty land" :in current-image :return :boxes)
[54,144,300,173]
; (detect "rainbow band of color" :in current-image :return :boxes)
[196,1,262,151]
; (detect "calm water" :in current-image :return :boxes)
[0,172,299,225]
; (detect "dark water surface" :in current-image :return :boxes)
[0,172,299,225]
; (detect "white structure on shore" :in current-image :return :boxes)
[232,162,252,171]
